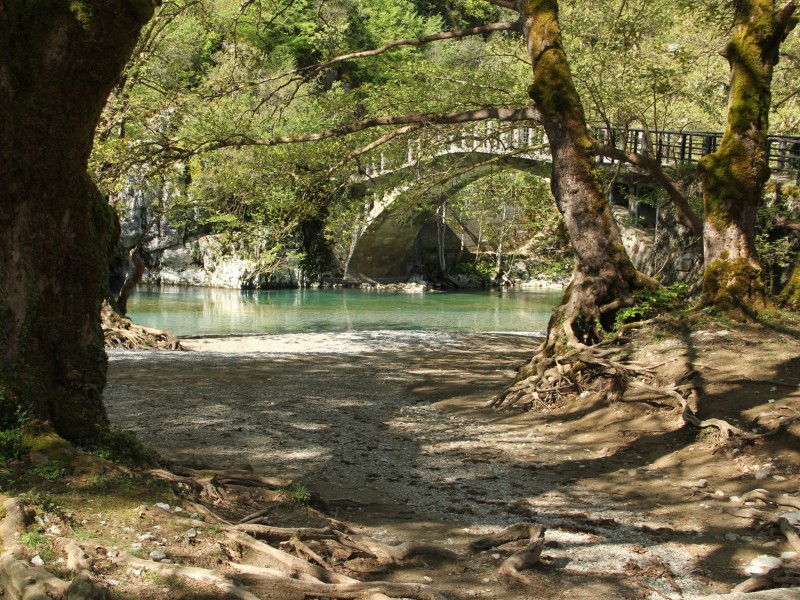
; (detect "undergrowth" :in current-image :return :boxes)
[78,427,157,466]
[615,283,690,330]
[0,428,27,466]
[279,482,311,506]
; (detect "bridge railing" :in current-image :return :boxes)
[362,122,800,180]
[595,126,800,177]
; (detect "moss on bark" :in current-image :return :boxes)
[780,265,800,311]
[698,0,796,315]
[521,0,650,349]
[702,257,768,318]
[0,2,155,442]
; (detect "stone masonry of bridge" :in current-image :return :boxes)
[345,123,800,283]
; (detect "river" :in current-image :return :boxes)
[125,285,564,337]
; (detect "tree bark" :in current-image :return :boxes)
[0,1,157,440]
[698,0,797,314]
[780,263,800,310]
[520,0,653,349]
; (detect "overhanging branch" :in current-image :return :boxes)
[593,141,703,237]
[483,0,518,10]
[298,22,520,75]
[189,106,541,155]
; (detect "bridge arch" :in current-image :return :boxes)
[346,153,551,282]
[340,123,800,282]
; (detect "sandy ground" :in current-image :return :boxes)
[104,325,800,599]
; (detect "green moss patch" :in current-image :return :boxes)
[702,257,768,318]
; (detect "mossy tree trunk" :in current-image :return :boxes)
[698,0,797,315]
[780,264,800,310]
[0,1,157,441]
[519,0,654,355]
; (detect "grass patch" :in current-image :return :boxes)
[279,482,311,506]
[19,532,55,561]
[31,463,68,481]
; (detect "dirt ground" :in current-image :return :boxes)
[103,320,800,599]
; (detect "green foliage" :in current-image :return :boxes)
[455,256,497,280]
[0,429,27,467]
[412,0,504,29]
[756,189,799,293]
[563,0,730,132]
[614,283,690,329]
[279,482,311,506]
[88,0,798,292]
[30,464,67,481]
[445,170,570,278]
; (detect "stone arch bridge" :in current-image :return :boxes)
[344,123,800,283]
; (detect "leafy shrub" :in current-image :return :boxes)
[0,429,27,467]
[30,464,67,481]
[614,283,690,329]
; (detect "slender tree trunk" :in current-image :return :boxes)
[520,0,653,350]
[117,247,147,316]
[0,2,156,440]
[698,0,797,315]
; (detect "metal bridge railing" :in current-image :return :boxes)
[594,126,800,177]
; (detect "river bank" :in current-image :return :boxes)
[102,321,800,599]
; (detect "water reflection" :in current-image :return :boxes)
[125,285,563,337]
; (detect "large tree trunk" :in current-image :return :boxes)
[520,0,653,352]
[0,2,156,441]
[698,0,797,315]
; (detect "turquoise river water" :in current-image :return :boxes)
[125,285,564,337]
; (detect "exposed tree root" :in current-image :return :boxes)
[497,529,545,583]
[112,554,261,600]
[140,468,551,599]
[229,561,449,600]
[469,522,544,551]
[629,382,800,442]
[628,381,756,440]
[488,306,668,412]
[717,487,800,593]
[225,529,357,584]
[101,300,183,350]
[0,462,464,600]
[137,466,463,598]
[0,498,110,600]
[168,466,290,489]
[493,309,799,452]
[363,539,459,565]
[468,522,546,582]
[779,517,800,552]
[54,536,93,572]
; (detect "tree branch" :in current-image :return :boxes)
[484,0,519,10]
[299,22,520,75]
[776,1,798,33]
[188,106,541,155]
[593,141,703,236]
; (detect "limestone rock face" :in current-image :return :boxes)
[114,179,304,289]
[611,205,702,286]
